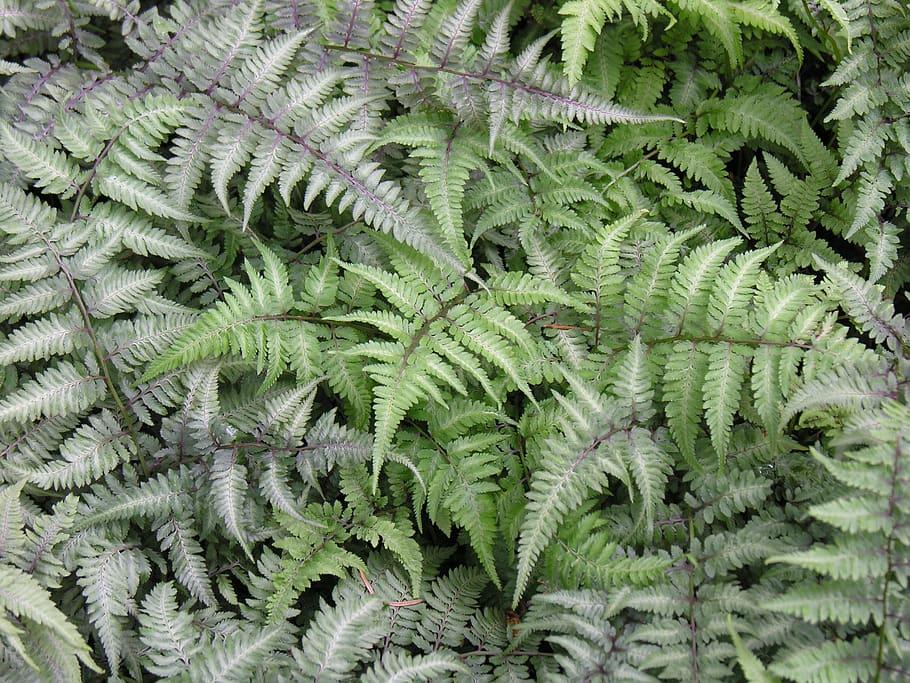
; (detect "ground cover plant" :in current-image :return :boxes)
[0,0,907,680]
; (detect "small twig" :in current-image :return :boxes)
[541,323,583,331]
[358,568,375,594]
[603,148,660,191]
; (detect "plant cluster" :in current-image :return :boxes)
[0,0,907,681]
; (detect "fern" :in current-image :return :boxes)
[330,239,546,488]
[767,401,910,682]
[0,0,908,680]
[138,582,201,678]
[144,241,296,387]
[513,370,671,605]
[0,559,100,676]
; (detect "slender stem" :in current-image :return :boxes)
[874,434,902,682]
[459,649,555,658]
[32,230,144,471]
[646,334,818,351]
[64,126,144,456]
[687,518,700,683]
[321,43,683,123]
[800,0,843,62]
[603,149,659,192]
[290,220,358,264]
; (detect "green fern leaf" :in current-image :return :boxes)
[702,343,750,461]
[138,582,201,678]
[189,623,295,683]
[362,651,467,682]
[293,583,384,681]
[559,0,620,85]
[0,564,101,674]
[0,362,105,425]
[0,122,82,197]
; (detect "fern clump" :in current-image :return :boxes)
[0,0,907,680]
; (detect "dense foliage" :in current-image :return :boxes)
[0,0,907,680]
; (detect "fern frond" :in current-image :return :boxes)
[768,637,877,683]
[156,516,216,607]
[0,480,26,564]
[559,0,620,86]
[144,242,302,389]
[703,343,750,461]
[0,362,105,425]
[0,312,84,365]
[189,623,295,683]
[75,541,151,672]
[138,582,201,678]
[362,650,467,682]
[0,564,101,674]
[0,122,82,197]
[814,258,908,352]
[513,387,631,606]
[28,410,133,489]
[414,565,488,651]
[292,581,385,681]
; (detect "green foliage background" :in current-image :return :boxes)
[0,0,907,680]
